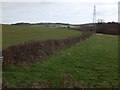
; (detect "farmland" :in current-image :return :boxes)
[2,1,119,88]
[3,32,118,88]
[2,25,81,49]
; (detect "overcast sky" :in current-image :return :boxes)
[1,0,119,3]
[2,0,119,24]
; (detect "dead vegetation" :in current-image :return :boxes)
[27,75,83,88]
[3,31,93,65]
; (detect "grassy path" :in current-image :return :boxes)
[3,34,118,88]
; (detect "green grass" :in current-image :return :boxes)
[2,25,81,49]
[3,34,118,88]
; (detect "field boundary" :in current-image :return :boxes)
[3,31,93,65]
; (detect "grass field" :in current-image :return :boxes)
[2,25,81,49]
[3,34,118,88]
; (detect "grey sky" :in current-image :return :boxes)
[118,1,120,23]
[2,0,119,24]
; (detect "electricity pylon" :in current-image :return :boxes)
[93,5,96,32]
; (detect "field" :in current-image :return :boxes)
[2,25,81,49]
[3,33,118,88]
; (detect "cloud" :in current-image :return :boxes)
[118,1,120,22]
[1,0,120,4]
[2,2,118,24]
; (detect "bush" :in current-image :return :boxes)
[3,31,93,65]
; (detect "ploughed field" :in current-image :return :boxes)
[2,25,81,49]
[3,32,118,88]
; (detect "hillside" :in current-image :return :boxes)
[2,25,81,49]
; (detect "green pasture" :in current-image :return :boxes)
[3,34,118,88]
[2,25,81,49]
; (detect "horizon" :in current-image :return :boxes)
[1,21,119,25]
